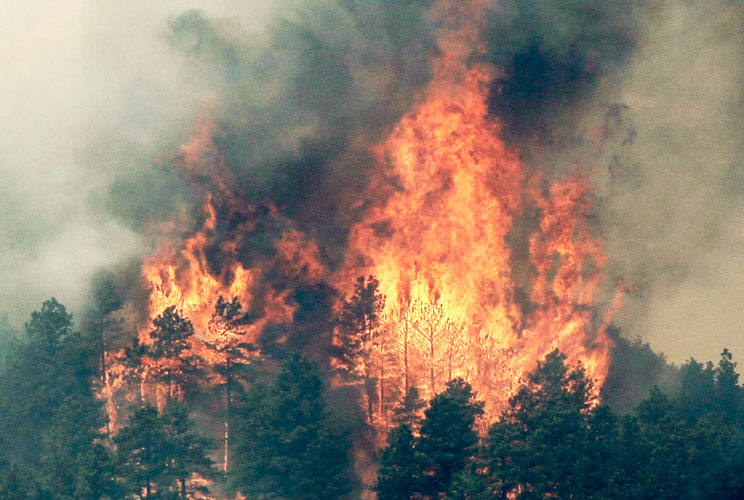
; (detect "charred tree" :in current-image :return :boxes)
[83,272,124,442]
[413,300,449,398]
[121,336,148,407]
[334,275,385,423]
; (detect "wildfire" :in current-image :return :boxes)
[108,0,619,430]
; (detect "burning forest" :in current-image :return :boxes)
[1,0,743,499]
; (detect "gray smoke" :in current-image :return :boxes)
[482,0,744,364]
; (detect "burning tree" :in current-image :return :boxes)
[120,336,148,407]
[203,296,257,473]
[82,271,124,441]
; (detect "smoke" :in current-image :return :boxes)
[482,0,744,364]
[599,0,744,364]
[160,0,437,266]
[2,0,743,367]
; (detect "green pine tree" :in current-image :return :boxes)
[417,378,484,498]
[115,406,169,499]
[374,424,420,500]
[232,355,352,500]
[149,307,204,402]
[161,402,217,499]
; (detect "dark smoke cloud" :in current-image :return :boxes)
[484,0,643,148]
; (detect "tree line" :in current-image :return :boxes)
[0,297,352,499]
[2,286,744,499]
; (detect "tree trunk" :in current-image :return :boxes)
[379,354,385,424]
[365,363,374,421]
[429,326,436,396]
[402,316,409,396]
[100,317,113,442]
[225,361,232,473]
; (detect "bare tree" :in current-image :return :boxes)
[413,300,449,398]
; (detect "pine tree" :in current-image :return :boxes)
[334,275,385,422]
[0,462,42,500]
[0,299,97,468]
[417,378,484,498]
[161,402,217,499]
[121,336,148,406]
[375,424,420,500]
[38,393,114,500]
[483,349,625,500]
[714,348,741,421]
[149,307,204,402]
[115,406,169,499]
[115,404,216,500]
[83,271,124,441]
[232,355,351,500]
[391,386,426,428]
[203,296,256,472]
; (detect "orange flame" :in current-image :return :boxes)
[336,0,618,415]
[114,0,619,427]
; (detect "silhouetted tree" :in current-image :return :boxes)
[417,378,484,498]
[375,424,420,500]
[161,402,217,499]
[391,386,426,428]
[121,336,148,406]
[482,350,606,499]
[334,275,385,422]
[149,307,204,402]
[115,406,169,499]
[83,271,124,440]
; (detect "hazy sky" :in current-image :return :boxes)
[0,0,742,365]
[0,1,278,319]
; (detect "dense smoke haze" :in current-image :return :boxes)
[1,0,743,366]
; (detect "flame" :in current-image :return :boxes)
[336,0,617,415]
[106,0,619,435]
